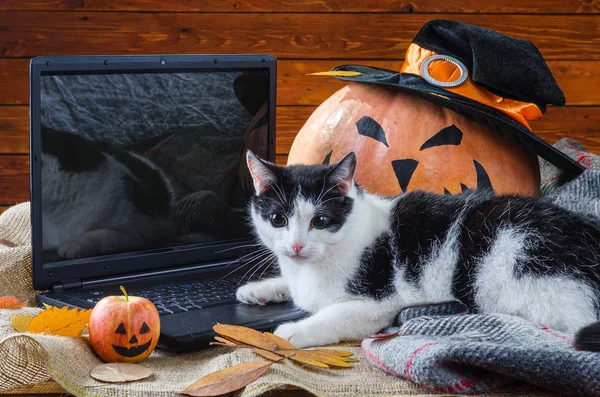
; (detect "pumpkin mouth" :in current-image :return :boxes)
[112,339,152,357]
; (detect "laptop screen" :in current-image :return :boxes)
[38,67,270,266]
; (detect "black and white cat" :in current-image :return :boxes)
[236,151,600,349]
[41,125,174,259]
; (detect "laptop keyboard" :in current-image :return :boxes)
[82,275,248,316]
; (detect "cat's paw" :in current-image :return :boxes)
[274,321,339,348]
[236,280,289,305]
[57,239,94,259]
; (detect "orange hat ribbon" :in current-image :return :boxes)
[401,43,542,130]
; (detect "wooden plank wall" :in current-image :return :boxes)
[1,0,599,213]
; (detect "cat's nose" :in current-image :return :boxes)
[291,243,305,254]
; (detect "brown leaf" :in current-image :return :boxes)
[311,348,354,357]
[213,324,277,351]
[263,332,295,350]
[307,71,363,77]
[28,306,91,336]
[299,350,353,368]
[285,350,329,368]
[90,363,153,383]
[179,361,272,396]
[252,348,285,362]
[12,314,33,332]
[212,336,241,347]
[0,296,28,309]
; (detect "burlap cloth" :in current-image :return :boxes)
[0,205,554,396]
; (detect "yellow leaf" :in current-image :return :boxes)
[299,350,353,368]
[28,306,91,336]
[263,332,295,350]
[307,71,363,77]
[179,361,272,396]
[12,314,33,332]
[0,296,28,308]
[311,348,354,357]
[213,324,278,351]
[252,348,285,362]
[283,350,329,368]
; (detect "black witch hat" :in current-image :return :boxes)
[327,20,584,178]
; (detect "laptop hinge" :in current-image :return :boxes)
[52,279,82,292]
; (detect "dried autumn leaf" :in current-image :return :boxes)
[28,306,91,336]
[90,363,153,383]
[311,348,354,357]
[0,296,28,308]
[263,332,295,350]
[213,324,277,351]
[209,336,240,347]
[299,350,353,368]
[179,361,272,396]
[284,350,329,368]
[252,348,285,362]
[12,314,33,332]
[307,71,363,77]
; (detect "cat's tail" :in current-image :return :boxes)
[574,322,600,352]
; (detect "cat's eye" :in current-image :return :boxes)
[270,213,288,228]
[310,216,330,230]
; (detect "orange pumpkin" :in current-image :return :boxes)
[88,287,160,363]
[288,83,541,196]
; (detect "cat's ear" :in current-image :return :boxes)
[327,152,357,196]
[246,150,278,195]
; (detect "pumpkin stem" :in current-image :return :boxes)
[120,285,129,302]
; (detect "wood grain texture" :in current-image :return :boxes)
[0,154,285,205]
[1,105,599,155]
[1,13,600,60]
[0,155,30,205]
[0,106,29,153]
[275,106,600,155]
[1,0,599,13]
[2,59,599,106]
[278,60,600,106]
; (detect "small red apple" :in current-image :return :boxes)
[88,286,160,363]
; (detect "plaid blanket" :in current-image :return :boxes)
[362,138,600,396]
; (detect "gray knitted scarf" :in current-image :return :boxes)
[362,139,600,396]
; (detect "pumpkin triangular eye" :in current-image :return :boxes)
[140,322,150,334]
[115,323,127,334]
[356,116,389,147]
[420,125,463,151]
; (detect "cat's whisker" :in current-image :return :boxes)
[240,254,275,285]
[215,243,263,254]
[257,257,277,281]
[218,249,273,281]
[246,255,276,284]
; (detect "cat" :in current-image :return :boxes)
[236,150,600,350]
[41,125,175,260]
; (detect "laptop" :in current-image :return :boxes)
[29,54,306,352]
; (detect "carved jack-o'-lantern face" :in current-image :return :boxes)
[288,83,541,196]
[112,321,153,358]
[89,293,160,363]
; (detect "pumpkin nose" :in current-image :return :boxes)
[129,335,138,344]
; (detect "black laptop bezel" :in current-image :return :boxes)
[30,54,277,291]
